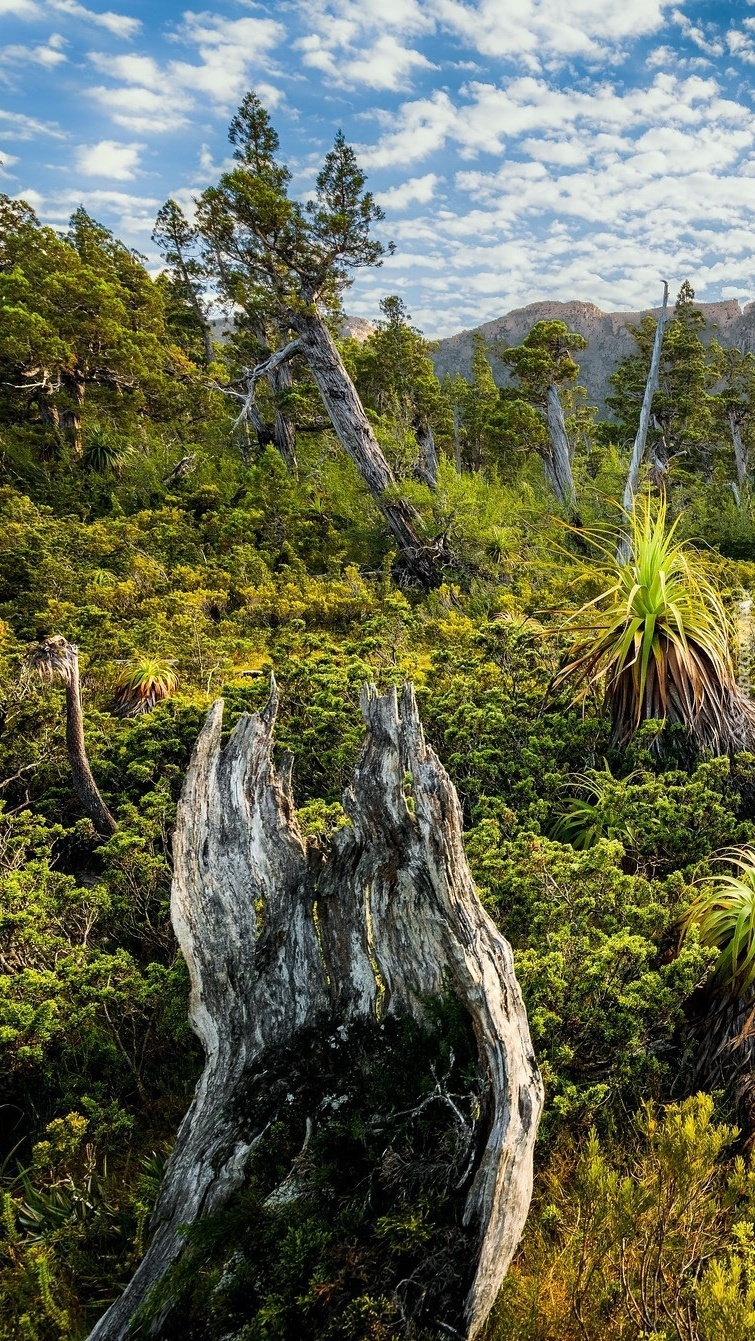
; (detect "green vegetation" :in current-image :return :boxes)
[5,91,755,1340]
[556,500,753,752]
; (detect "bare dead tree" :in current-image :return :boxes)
[617,281,669,562]
[86,681,542,1341]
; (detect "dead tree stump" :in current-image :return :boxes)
[87,681,543,1341]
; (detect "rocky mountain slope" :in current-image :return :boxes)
[430,299,755,411]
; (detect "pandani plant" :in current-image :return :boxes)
[554,499,755,754]
[27,635,117,836]
[681,847,755,997]
[680,847,755,1119]
[113,657,177,717]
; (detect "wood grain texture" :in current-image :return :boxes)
[87,681,542,1341]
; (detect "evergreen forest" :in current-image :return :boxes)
[6,93,755,1341]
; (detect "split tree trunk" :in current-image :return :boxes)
[290,309,440,587]
[87,681,543,1341]
[544,383,577,511]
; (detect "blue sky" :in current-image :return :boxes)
[3,0,755,337]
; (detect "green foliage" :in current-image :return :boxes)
[489,1094,755,1341]
[465,825,712,1133]
[556,500,743,751]
[681,846,755,995]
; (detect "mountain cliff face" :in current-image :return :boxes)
[430,299,755,411]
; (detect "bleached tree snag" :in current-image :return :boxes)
[27,636,116,837]
[415,421,439,489]
[729,408,749,494]
[545,383,577,511]
[87,682,542,1341]
[325,684,544,1337]
[290,309,441,587]
[617,280,669,562]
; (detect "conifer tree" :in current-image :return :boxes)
[497,320,586,509]
[195,92,439,585]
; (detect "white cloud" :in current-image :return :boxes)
[0,149,19,177]
[87,83,190,135]
[85,12,284,132]
[75,138,143,179]
[376,172,440,210]
[1,35,68,69]
[0,106,65,138]
[0,0,42,15]
[28,186,161,235]
[48,0,141,39]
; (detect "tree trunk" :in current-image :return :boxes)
[60,373,85,454]
[453,403,463,472]
[545,383,576,510]
[28,637,116,836]
[289,309,440,587]
[617,281,669,562]
[415,420,439,488]
[87,682,542,1341]
[730,409,749,493]
[268,355,298,473]
[65,654,117,836]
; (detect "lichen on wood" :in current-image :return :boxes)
[87,679,543,1341]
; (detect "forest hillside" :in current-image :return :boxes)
[5,94,755,1341]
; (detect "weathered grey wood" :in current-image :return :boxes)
[730,408,749,493]
[87,684,328,1340]
[290,309,439,587]
[327,684,543,1338]
[545,383,576,510]
[618,281,669,562]
[415,421,439,488]
[87,682,542,1341]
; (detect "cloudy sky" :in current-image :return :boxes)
[2,0,755,337]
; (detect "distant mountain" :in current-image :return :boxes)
[429,299,755,412]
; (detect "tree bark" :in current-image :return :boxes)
[453,403,463,473]
[65,654,117,836]
[289,309,440,587]
[87,681,542,1341]
[27,637,116,836]
[268,354,298,473]
[415,420,439,489]
[730,409,749,493]
[544,383,576,511]
[617,281,669,562]
[60,372,85,455]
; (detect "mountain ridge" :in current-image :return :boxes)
[429,298,755,411]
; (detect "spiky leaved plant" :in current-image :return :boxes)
[549,764,640,850]
[27,635,116,836]
[680,847,755,1121]
[113,658,177,717]
[681,848,755,996]
[82,425,127,473]
[554,500,755,753]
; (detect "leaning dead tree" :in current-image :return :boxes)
[87,681,543,1341]
[27,635,117,837]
